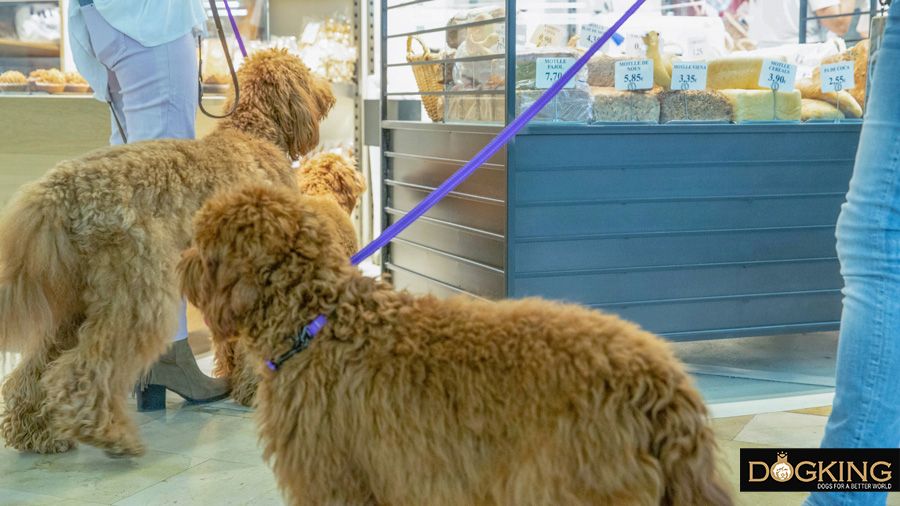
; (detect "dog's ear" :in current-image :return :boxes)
[224,49,335,161]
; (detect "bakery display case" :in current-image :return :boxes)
[381,0,889,341]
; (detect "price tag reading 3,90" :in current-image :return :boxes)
[614,60,654,91]
[820,62,855,93]
[536,58,577,89]
[758,59,798,91]
[670,62,708,91]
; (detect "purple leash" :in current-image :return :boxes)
[222,0,248,58]
[266,0,648,371]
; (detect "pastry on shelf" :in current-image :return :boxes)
[795,78,862,118]
[36,68,66,94]
[0,70,27,92]
[811,40,868,108]
[28,68,56,91]
[720,89,801,122]
[591,87,660,123]
[64,71,90,93]
[707,57,777,90]
[658,90,732,123]
[801,99,844,121]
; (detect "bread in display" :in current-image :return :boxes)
[516,89,593,123]
[795,78,862,118]
[0,70,27,92]
[801,99,844,121]
[814,40,868,106]
[658,90,732,123]
[720,89,801,122]
[591,87,660,123]
[586,54,632,87]
[446,5,504,49]
[707,57,779,90]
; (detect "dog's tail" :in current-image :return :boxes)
[0,183,78,355]
[655,377,734,506]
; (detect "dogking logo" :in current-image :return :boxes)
[771,452,793,482]
[741,448,900,492]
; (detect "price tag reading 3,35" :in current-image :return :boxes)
[615,60,654,91]
[670,62,708,91]
[758,59,798,91]
[536,58,577,89]
[820,62,855,93]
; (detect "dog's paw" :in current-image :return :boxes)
[101,439,147,459]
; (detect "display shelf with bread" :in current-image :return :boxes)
[381,0,876,343]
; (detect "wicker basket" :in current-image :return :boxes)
[407,36,444,122]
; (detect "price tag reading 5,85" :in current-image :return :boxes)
[820,62,855,93]
[670,62,708,91]
[758,59,798,91]
[614,60,654,91]
[536,58,577,89]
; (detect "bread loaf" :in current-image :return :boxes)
[720,89,801,122]
[591,87,660,123]
[707,57,782,90]
[814,40,868,106]
[517,89,593,123]
[795,78,862,118]
[658,90,732,122]
[801,99,844,121]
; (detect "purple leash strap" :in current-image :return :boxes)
[267,0,647,371]
[223,0,248,58]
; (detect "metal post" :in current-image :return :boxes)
[799,0,809,43]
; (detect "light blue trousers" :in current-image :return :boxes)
[81,4,198,342]
[806,3,900,506]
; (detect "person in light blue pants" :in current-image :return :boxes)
[805,2,900,505]
[68,0,230,410]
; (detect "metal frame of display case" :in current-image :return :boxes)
[380,0,866,380]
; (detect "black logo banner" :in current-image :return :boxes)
[741,449,900,492]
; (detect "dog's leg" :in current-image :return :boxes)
[229,341,259,407]
[212,332,237,378]
[39,252,178,458]
[0,318,81,454]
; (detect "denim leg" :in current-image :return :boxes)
[805,5,900,506]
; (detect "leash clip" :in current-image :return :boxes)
[266,325,314,371]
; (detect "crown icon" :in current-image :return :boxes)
[777,452,788,460]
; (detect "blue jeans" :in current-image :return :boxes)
[81,5,197,342]
[805,4,900,506]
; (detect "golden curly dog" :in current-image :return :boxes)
[0,48,334,458]
[179,185,733,506]
[219,152,367,407]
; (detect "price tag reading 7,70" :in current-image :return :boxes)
[614,60,654,91]
[536,58,577,89]
[670,61,708,91]
[820,62,855,93]
[758,59,798,91]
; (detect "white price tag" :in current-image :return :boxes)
[614,60,653,91]
[625,33,647,57]
[685,36,709,59]
[536,58,577,89]
[670,62,708,91]
[301,22,322,45]
[820,62,855,93]
[578,23,608,49]
[530,24,565,47]
[758,59,798,91]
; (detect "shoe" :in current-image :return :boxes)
[136,339,231,412]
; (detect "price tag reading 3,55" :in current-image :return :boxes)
[670,62,708,91]
[615,60,654,91]
[536,58,577,89]
[820,62,855,93]
[758,59,798,91]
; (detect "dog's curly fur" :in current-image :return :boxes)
[180,184,733,506]
[221,152,366,407]
[0,49,335,458]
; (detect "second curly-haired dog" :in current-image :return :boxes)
[217,152,366,406]
[179,184,733,506]
[0,49,334,458]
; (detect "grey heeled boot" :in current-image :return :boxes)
[136,339,231,411]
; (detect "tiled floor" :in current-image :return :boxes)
[1,311,897,505]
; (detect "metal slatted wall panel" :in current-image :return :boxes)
[383,122,507,300]
[508,122,860,341]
